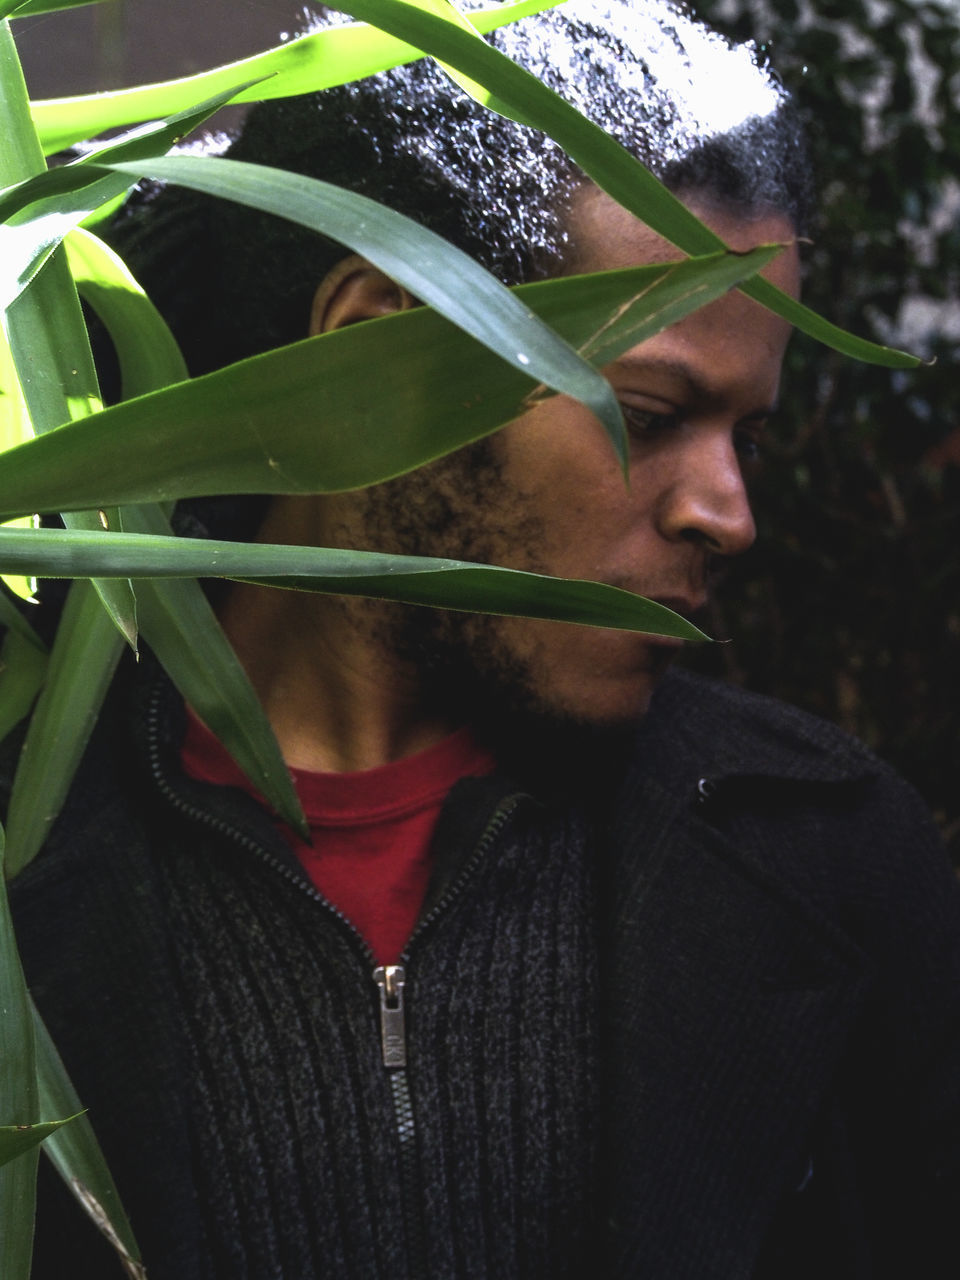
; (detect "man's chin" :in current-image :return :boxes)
[393,605,675,788]
[450,661,670,800]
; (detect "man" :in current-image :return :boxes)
[13,1,960,1277]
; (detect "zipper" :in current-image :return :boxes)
[373,964,426,1273]
[378,794,524,1279]
[146,682,525,1278]
[145,684,373,955]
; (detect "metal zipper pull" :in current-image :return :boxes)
[373,964,407,1068]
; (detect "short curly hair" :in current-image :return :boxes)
[109,0,812,377]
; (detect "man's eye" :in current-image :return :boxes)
[734,428,766,465]
[621,406,677,439]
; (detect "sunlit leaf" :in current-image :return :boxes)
[0,331,34,600]
[0,17,141,647]
[0,82,265,312]
[0,248,779,517]
[65,229,188,400]
[30,0,556,153]
[5,251,139,647]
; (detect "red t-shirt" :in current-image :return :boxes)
[181,712,496,965]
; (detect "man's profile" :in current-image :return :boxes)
[10,1,960,1277]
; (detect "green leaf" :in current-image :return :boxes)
[3,581,123,879]
[59,227,296,828]
[107,152,629,464]
[5,0,107,17]
[1,81,266,312]
[0,317,35,601]
[0,249,779,516]
[32,1002,143,1275]
[0,18,45,183]
[0,1146,37,1279]
[0,584,43,648]
[123,504,306,836]
[4,259,136,647]
[133,574,307,837]
[327,0,919,368]
[0,822,38,1277]
[65,229,188,400]
[0,17,140,646]
[0,1114,80,1170]
[0,527,709,640]
[30,0,556,153]
[61,234,296,830]
[0,625,47,744]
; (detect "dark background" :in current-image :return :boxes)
[13,0,959,857]
[686,0,959,861]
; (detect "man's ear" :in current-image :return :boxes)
[309,254,418,336]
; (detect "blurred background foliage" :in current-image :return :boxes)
[16,0,959,856]
[686,0,960,861]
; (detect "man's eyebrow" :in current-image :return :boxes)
[612,355,711,398]
[611,355,780,417]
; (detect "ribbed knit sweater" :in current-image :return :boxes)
[28,667,600,1278]
[13,662,960,1279]
[156,773,599,1279]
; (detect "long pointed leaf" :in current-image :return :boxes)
[0,333,34,600]
[0,822,38,1278]
[32,1002,144,1276]
[107,152,628,463]
[0,248,779,517]
[124,488,306,836]
[30,0,555,153]
[63,239,300,831]
[0,527,709,639]
[0,626,47,744]
[5,0,105,16]
[0,1147,37,1278]
[0,22,138,646]
[65,229,187,399]
[0,1115,80,1170]
[0,585,42,647]
[132,574,306,837]
[1,80,267,312]
[327,0,918,368]
[4,582,123,879]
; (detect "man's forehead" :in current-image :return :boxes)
[564,185,799,283]
[565,186,688,272]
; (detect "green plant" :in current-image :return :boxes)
[0,0,917,1271]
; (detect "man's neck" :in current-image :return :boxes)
[216,578,459,774]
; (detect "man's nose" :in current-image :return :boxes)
[655,430,757,557]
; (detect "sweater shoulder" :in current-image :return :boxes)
[639,666,885,787]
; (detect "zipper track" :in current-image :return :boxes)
[145,685,374,962]
[146,682,525,1279]
[401,795,523,963]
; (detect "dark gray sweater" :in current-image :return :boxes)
[11,664,960,1278]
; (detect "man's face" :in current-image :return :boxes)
[339,189,801,732]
